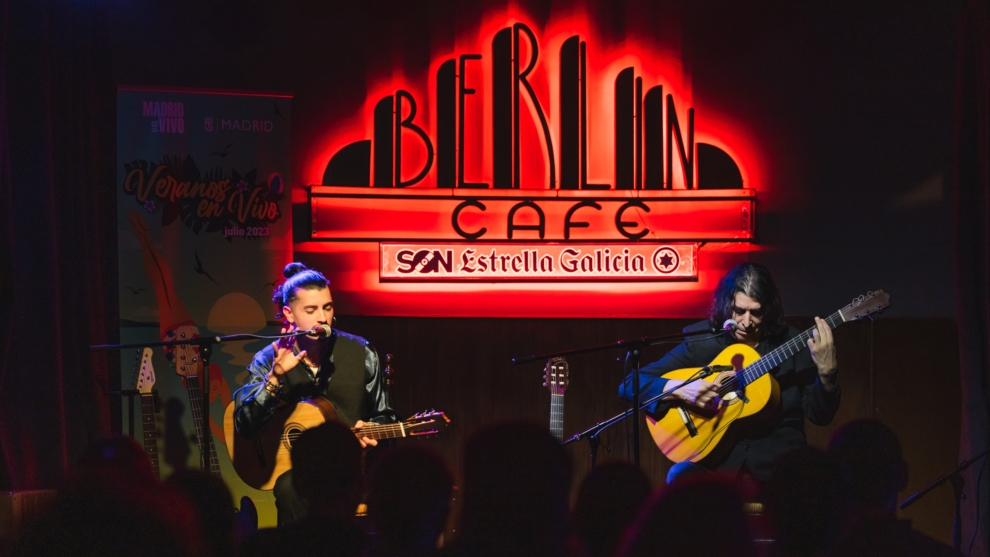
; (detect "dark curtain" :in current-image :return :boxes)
[954,0,990,555]
[0,0,117,489]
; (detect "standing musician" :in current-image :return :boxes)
[619,262,840,483]
[234,262,398,523]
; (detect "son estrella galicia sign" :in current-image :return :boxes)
[298,14,759,317]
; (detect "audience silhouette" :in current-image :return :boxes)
[365,446,454,557]
[568,461,651,557]
[12,418,967,557]
[614,474,755,557]
[17,436,199,557]
[166,470,237,557]
[239,421,366,557]
[453,422,572,557]
[763,446,850,557]
[828,419,961,557]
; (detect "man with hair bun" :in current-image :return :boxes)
[234,262,398,524]
[619,262,841,483]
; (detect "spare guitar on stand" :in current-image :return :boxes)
[543,357,569,442]
[167,327,224,478]
[166,328,258,533]
[134,348,161,480]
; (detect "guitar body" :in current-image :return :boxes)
[223,397,449,491]
[645,344,780,465]
[223,398,338,491]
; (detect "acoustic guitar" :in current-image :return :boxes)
[543,357,569,442]
[167,326,223,477]
[647,290,890,464]
[222,397,449,490]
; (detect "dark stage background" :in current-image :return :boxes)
[2,0,988,551]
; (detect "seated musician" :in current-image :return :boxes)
[234,262,398,523]
[619,262,840,483]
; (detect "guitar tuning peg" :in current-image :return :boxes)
[180,365,186,371]
[383,354,395,387]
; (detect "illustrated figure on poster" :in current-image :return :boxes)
[233,262,399,524]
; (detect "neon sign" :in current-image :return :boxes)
[381,243,696,281]
[298,13,760,317]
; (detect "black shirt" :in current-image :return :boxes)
[618,321,841,480]
[234,329,398,438]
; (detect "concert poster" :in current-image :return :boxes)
[117,88,292,526]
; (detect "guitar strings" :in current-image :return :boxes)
[736,312,842,388]
[697,312,842,400]
[280,422,432,442]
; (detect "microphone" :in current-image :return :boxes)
[312,324,333,337]
[293,324,333,337]
[723,319,739,332]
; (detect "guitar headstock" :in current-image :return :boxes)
[164,324,202,378]
[840,290,890,322]
[403,410,450,437]
[543,357,569,396]
[135,348,156,394]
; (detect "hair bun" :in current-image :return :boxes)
[283,262,308,278]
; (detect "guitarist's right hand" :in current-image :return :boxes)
[668,379,723,411]
[270,326,308,379]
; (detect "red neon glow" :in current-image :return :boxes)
[302,9,756,192]
[380,243,697,281]
[295,240,750,318]
[296,7,764,317]
[310,187,754,242]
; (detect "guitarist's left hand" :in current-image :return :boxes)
[807,316,838,391]
[353,420,378,448]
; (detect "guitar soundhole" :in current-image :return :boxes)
[283,424,305,451]
[715,372,742,406]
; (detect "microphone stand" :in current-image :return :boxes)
[511,327,725,467]
[562,364,731,467]
[899,446,990,551]
[91,327,323,470]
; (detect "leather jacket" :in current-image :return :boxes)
[234,329,398,438]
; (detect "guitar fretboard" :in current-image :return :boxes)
[349,418,443,440]
[737,311,844,389]
[550,394,564,442]
[184,375,222,478]
[139,393,160,480]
